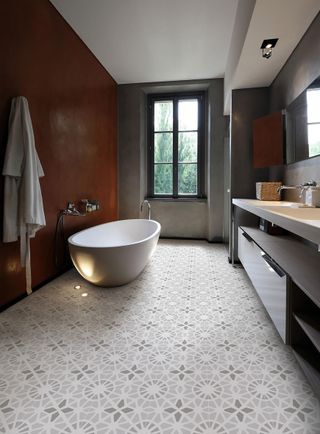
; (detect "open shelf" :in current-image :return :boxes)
[241,227,320,309]
[294,314,320,353]
[292,347,320,398]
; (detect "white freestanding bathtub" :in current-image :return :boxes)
[68,219,161,287]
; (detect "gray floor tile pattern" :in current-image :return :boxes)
[0,240,320,433]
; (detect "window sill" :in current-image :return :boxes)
[147,197,207,203]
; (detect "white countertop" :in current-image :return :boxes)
[233,199,320,247]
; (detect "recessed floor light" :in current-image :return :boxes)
[81,292,88,297]
[74,285,81,290]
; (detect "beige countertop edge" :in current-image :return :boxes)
[232,199,320,248]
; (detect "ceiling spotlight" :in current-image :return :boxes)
[261,38,279,59]
[74,285,81,290]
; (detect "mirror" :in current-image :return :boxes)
[286,77,320,164]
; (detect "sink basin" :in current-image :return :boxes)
[255,200,297,207]
[262,206,320,221]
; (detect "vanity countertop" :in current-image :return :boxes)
[233,199,320,247]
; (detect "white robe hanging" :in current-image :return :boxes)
[2,96,46,295]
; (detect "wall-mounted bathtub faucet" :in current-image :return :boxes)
[55,202,86,269]
[141,200,151,220]
[62,202,85,216]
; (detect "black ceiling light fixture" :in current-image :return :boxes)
[261,38,279,59]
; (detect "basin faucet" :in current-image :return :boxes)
[277,185,297,194]
[140,200,151,220]
[277,180,317,195]
[277,180,320,206]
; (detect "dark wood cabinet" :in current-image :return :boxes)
[238,224,320,399]
[253,111,284,168]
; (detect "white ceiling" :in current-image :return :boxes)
[232,0,320,90]
[50,0,238,83]
[50,0,320,98]
[223,0,320,113]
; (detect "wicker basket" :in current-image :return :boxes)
[256,182,282,201]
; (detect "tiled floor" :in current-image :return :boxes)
[0,240,320,433]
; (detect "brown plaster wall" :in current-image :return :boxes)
[0,0,118,308]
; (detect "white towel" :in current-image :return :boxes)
[2,96,46,295]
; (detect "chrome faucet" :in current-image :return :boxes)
[277,180,320,207]
[140,200,151,220]
[277,180,317,195]
[62,202,85,216]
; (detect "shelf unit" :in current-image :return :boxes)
[240,226,320,398]
[293,348,320,393]
[294,314,320,353]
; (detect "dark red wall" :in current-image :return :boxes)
[253,112,284,169]
[0,0,118,308]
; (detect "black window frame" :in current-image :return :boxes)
[147,91,205,199]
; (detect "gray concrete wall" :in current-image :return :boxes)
[207,79,226,241]
[148,200,207,238]
[118,79,226,240]
[118,84,142,219]
[223,116,230,243]
[269,12,320,186]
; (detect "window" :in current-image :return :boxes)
[148,92,205,198]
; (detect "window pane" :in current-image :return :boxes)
[307,89,320,123]
[178,132,197,162]
[154,133,173,163]
[178,99,198,131]
[178,163,197,195]
[154,164,173,194]
[154,101,173,131]
[308,124,320,157]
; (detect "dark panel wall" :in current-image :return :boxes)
[269,13,320,188]
[270,14,320,111]
[229,14,320,259]
[0,0,118,308]
[230,88,270,260]
[230,88,270,199]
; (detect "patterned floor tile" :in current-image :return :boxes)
[0,240,320,433]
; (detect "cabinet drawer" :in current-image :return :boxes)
[238,228,287,342]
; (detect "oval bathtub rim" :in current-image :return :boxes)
[68,218,161,249]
